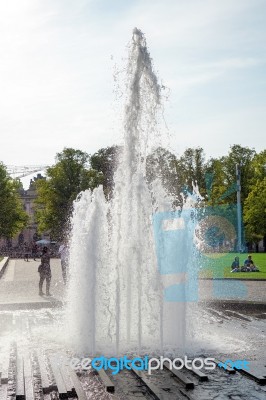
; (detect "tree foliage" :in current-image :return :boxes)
[243,150,266,243]
[244,178,266,242]
[146,147,180,197]
[146,145,265,246]
[218,145,256,205]
[33,143,265,246]
[205,158,228,205]
[175,147,207,198]
[90,146,120,196]
[35,148,103,239]
[0,163,28,238]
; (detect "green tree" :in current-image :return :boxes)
[203,145,256,208]
[243,150,266,244]
[90,146,120,196]
[248,149,266,184]
[146,147,180,197]
[244,178,266,243]
[205,158,227,205]
[175,147,207,199]
[0,163,28,238]
[35,148,103,240]
[218,144,256,205]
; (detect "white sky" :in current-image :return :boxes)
[0,0,265,166]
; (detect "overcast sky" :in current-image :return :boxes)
[0,0,265,167]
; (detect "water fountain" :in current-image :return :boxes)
[0,27,265,400]
[66,28,196,357]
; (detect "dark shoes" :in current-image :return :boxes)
[39,291,44,296]
[46,293,52,296]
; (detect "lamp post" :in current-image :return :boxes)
[236,164,242,252]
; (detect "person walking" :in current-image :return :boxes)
[58,242,69,284]
[38,247,52,296]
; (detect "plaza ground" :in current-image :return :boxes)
[0,258,265,309]
[0,258,65,309]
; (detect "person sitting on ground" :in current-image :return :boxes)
[231,256,240,272]
[250,264,260,272]
[243,255,259,272]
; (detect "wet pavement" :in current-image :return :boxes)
[0,259,265,399]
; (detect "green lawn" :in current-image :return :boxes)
[199,252,266,280]
[0,257,3,262]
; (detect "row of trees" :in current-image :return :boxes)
[35,148,104,238]
[147,145,265,244]
[0,163,28,238]
[35,144,266,244]
[0,144,265,247]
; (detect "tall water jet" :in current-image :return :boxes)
[66,28,192,356]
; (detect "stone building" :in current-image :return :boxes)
[17,173,48,245]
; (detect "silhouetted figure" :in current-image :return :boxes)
[24,243,29,262]
[32,243,38,261]
[58,242,69,284]
[38,247,52,296]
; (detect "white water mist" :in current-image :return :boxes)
[66,28,190,356]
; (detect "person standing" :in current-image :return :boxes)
[38,247,52,296]
[32,243,38,261]
[58,242,69,284]
[24,242,29,262]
